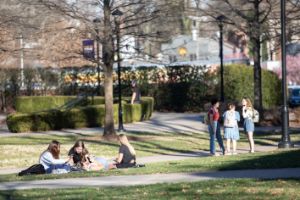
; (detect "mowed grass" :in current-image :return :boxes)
[0,149,300,182]
[0,132,210,169]
[0,131,299,169]
[0,179,300,200]
[0,131,299,183]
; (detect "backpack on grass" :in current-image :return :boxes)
[18,164,46,176]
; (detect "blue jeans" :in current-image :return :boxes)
[49,164,71,174]
[208,121,225,154]
[95,157,110,170]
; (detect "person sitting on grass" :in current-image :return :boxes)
[68,140,115,171]
[39,140,72,174]
[114,134,137,168]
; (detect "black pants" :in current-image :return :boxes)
[116,162,136,168]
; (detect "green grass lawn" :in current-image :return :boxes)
[0,132,211,168]
[1,178,300,200]
[0,149,299,183]
[1,131,299,169]
[0,131,299,183]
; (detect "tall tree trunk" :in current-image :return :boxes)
[103,0,116,137]
[252,36,263,111]
[252,0,263,111]
[103,67,115,136]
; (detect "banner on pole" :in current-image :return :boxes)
[82,39,95,59]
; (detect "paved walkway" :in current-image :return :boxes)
[1,168,300,190]
[1,112,299,137]
[0,112,208,136]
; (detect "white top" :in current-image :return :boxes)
[39,151,66,172]
[242,106,253,119]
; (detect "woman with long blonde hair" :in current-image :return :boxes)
[114,134,136,168]
[242,98,255,153]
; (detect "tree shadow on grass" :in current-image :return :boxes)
[133,139,201,155]
[217,149,300,171]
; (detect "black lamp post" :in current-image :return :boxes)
[217,15,225,102]
[278,0,293,148]
[93,18,101,96]
[112,8,125,132]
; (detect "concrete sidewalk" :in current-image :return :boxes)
[1,112,300,137]
[0,112,209,136]
[1,168,300,190]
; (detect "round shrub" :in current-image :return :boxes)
[223,64,281,108]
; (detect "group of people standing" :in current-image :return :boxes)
[39,134,137,174]
[207,97,256,156]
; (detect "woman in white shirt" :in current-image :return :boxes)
[39,140,72,174]
[242,98,255,153]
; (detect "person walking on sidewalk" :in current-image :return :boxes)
[223,103,240,155]
[207,99,225,156]
[242,98,255,153]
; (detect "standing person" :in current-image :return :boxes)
[223,103,240,155]
[207,99,225,156]
[39,140,72,174]
[114,134,136,168]
[242,98,255,153]
[131,80,141,104]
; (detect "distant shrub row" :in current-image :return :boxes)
[7,96,154,133]
[119,64,281,111]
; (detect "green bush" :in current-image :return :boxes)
[117,64,281,111]
[15,96,106,113]
[15,96,77,113]
[7,97,154,133]
[223,64,281,108]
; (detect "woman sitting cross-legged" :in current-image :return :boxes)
[68,140,115,171]
[114,134,137,168]
[39,140,72,174]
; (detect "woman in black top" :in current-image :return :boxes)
[68,140,105,171]
[68,140,88,167]
[115,134,136,168]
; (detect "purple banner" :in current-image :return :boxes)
[82,39,95,59]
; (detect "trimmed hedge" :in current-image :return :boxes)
[7,97,154,133]
[15,96,106,113]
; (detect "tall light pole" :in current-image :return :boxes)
[217,15,225,102]
[112,8,124,132]
[93,18,101,95]
[278,0,293,148]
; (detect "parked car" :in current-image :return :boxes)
[288,86,300,107]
